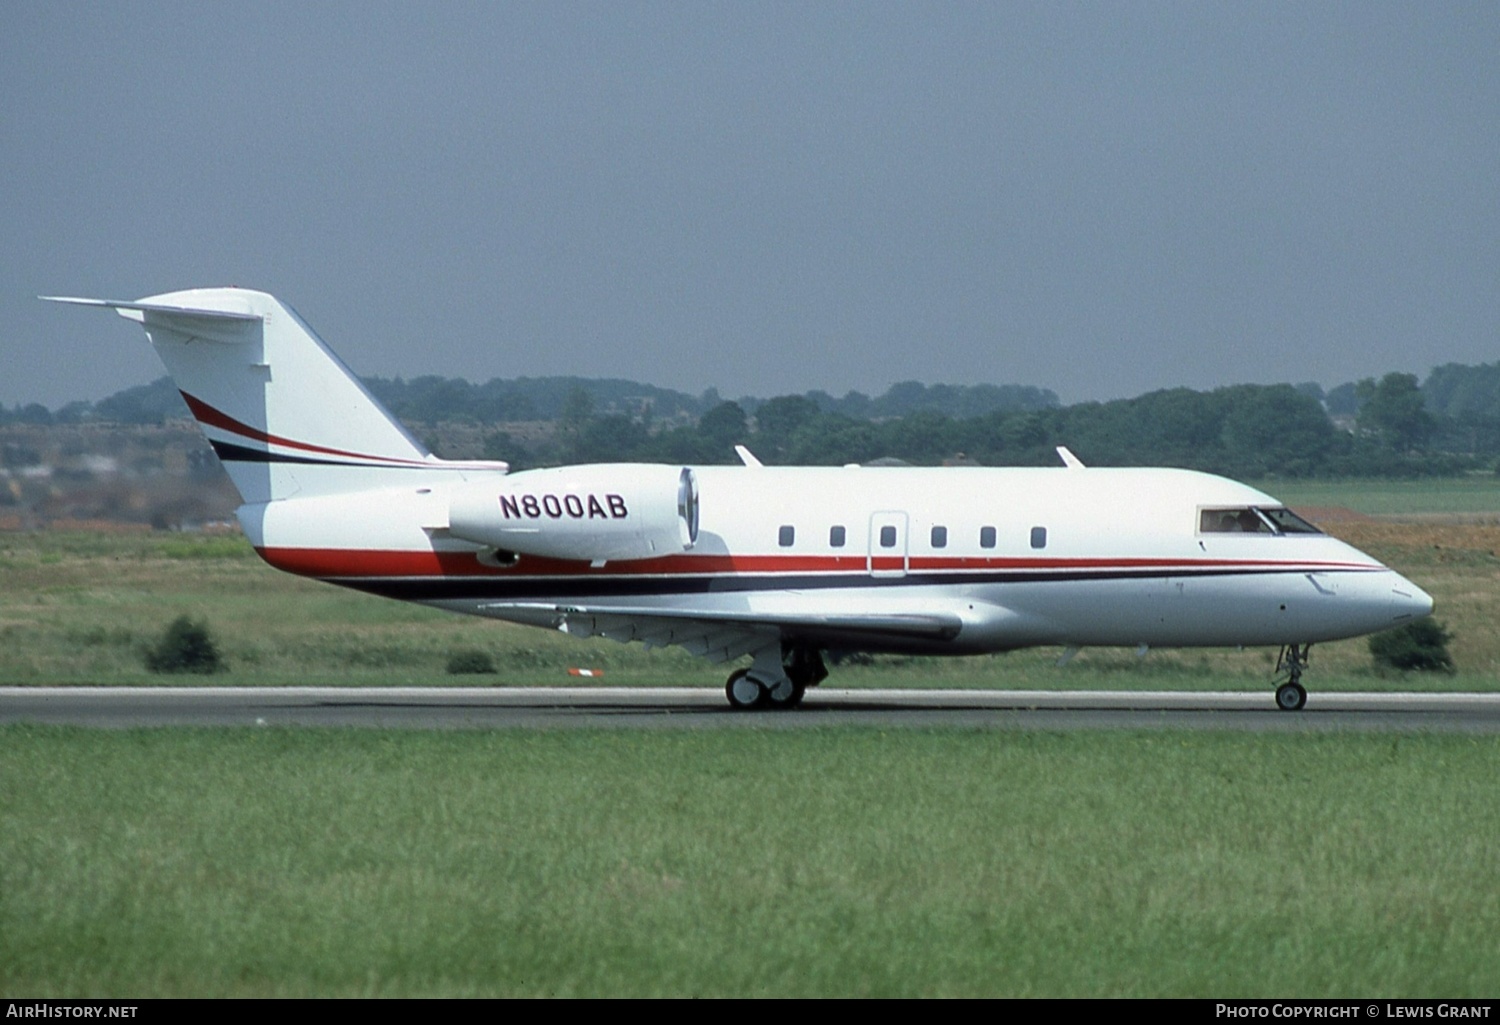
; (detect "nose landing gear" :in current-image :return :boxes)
[1274,643,1310,711]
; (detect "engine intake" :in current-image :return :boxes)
[448,464,699,562]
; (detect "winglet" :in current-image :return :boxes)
[1056,446,1086,469]
[735,445,763,468]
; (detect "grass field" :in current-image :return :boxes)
[3,726,1497,997]
[1255,475,1500,517]
[3,510,1498,690]
[4,483,1499,998]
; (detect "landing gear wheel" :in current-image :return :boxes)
[784,646,828,690]
[726,668,766,711]
[763,676,807,711]
[1273,644,1311,711]
[1276,681,1307,712]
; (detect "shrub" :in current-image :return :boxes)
[144,615,224,674]
[446,650,496,675]
[1369,620,1455,673]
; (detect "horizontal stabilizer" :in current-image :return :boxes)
[41,295,260,321]
[41,295,261,345]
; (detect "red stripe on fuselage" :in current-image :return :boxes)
[181,392,429,466]
[254,546,1380,581]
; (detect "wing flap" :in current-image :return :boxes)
[534,607,768,664]
[477,601,965,665]
[480,601,964,641]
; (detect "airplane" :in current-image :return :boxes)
[44,287,1435,711]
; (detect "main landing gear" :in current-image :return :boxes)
[1274,643,1311,711]
[725,645,828,711]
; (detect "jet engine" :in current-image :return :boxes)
[447,464,699,562]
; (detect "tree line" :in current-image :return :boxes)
[502,374,1466,478]
[6,364,1500,478]
[0,375,1060,428]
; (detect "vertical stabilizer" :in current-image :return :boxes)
[44,288,442,505]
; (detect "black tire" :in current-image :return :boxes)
[1276,681,1307,711]
[764,678,807,711]
[785,647,829,689]
[726,668,766,711]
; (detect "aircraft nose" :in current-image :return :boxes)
[1390,574,1435,622]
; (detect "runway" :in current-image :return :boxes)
[4,686,1500,732]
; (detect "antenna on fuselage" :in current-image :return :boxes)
[1056,446,1086,469]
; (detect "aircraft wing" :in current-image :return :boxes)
[478,601,965,663]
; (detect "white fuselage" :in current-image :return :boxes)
[242,464,1433,656]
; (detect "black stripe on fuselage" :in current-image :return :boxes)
[322,565,1372,603]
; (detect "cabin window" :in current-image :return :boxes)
[931,525,948,549]
[830,525,846,547]
[779,525,795,547]
[980,526,996,549]
[1030,526,1047,549]
[880,525,897,548]
[1199,507,1321,536]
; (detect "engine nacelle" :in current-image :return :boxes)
[447,464,699,562]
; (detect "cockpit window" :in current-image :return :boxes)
[1198,507,1322,536]
[1200,508,1272,534]
[1257,507,1322,534]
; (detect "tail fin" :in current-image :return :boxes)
[42,288,487,505]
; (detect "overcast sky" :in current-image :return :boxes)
[3,2,1496,410]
